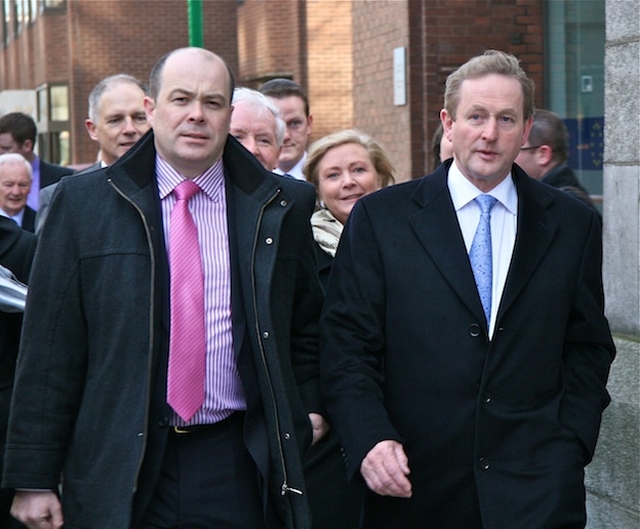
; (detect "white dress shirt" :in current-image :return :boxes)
[274,151,307,180]
[447,161,518,339]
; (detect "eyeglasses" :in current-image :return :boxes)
[520,145,540,151]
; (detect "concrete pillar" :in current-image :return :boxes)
[586,1,640,527]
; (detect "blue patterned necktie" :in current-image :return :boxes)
[469,195,498,324]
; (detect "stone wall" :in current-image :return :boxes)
[587,1,640,527]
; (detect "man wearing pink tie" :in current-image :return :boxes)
[3,47,325,529]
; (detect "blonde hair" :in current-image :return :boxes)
[304,129,397,190]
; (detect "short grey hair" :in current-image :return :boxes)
[0,153,32,179]
[88,74,148,123]
[232,87,286,147]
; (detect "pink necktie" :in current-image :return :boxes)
[167,180,206,422]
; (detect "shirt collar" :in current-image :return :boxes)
[156,156,225,202]
[447,160,517,215]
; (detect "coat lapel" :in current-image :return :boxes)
[408,165,486,323]
[497,168,559,318]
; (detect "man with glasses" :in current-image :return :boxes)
[515,109,600,218]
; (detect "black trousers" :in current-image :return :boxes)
[137,413,268,529]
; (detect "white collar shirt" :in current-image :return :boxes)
[447,160,518,339]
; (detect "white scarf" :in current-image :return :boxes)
[311,208,344,258]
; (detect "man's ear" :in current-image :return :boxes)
[440,108,454,141]
[143,96,155,126]
[20,139,34,155]
[85,119,99,142]
[537,144,555,166]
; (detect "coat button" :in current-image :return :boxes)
[284,432,291,440]
[280,200,287,207]
[469,323,481,337]
[479,457,490,470]
[265,237,273,245]
[482,392,491,404]
[262,331,270,339]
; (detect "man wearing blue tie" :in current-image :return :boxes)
[320,50,614,528]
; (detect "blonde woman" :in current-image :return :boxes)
[305,129,397,288]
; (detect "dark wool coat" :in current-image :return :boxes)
[3,131,323,529]
[0,217,36,466]
[320,161,615,529]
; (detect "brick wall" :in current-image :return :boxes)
[237,0,302,85]
[306,0,353,141]
[1,0,238,164]
[417,0,545,176]
[1,0,544,170]
[353,0,412,182]
[351,0,544,181]
[67,0,238,164]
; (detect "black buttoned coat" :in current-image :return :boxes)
[320,161,615,528]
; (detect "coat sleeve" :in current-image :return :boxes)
[2,180,88,490]
[319,200,402,479]
[559,210,615,463]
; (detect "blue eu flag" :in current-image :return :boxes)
[564,117,604,171]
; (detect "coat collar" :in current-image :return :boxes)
[107,130,283,203]
[408,161,559,325]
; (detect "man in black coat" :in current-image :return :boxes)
[320,50,614,528]
[0,216,36,529]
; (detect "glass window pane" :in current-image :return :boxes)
[546,0,605,200]
[49,85,69,121]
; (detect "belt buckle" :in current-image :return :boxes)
[172,425,191,434]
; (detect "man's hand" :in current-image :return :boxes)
[11,490,63,529]
[308,412,330,445]
[360,439,412,498]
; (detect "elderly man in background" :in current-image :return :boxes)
[36,74,150,233]
[0,113,73,210]
[0,154,35,233]
[230,87,285,172]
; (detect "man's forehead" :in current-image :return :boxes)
[101,82,145,102]
[0,163,30,178]
[0,132,19,149]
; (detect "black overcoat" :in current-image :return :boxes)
[320,161,615,528]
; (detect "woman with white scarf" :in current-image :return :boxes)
[305,129,397,289]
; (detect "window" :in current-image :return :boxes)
[36,84,71,165]
[546,0,605,202]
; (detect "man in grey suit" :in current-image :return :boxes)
[36,74,149,233]
[320,50,614,528]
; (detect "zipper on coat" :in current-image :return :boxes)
[249,188,300,497]
[108,178,156,494]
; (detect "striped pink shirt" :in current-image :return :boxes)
[156,155,246,426]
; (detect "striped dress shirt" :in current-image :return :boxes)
[156,155,246,426]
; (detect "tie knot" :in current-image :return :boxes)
[475,194,498,214]
[174,180,200,201]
